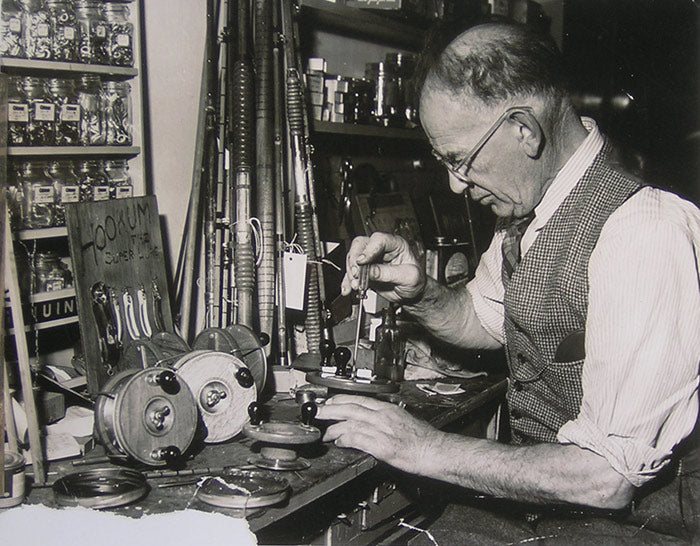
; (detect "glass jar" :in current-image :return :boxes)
[47,0,77,62]
[104,158,132,199]
[48,77,81,145]
[48,160,81,226]
[33,251,73,293]
[7,160,24,230]
[77,159,110,201]
[7,75,29,145]
[76,73,105,145]
[103,1,133,67]
[104,80,132,145]
[1,0,24,58]
[21,76,56,146]
[20,159,55,228]
[75,0,107,64]
[19,0,51,60]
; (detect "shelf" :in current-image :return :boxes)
[30,287,76,304]
[300,0,426,50]
[8,315,79,335]
[0,57,137,78]
[16,227,68,240]
[312,119,425,140]
[8,146,141,157]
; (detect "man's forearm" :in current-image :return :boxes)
[403,277,500,350]
[419,431,635,509]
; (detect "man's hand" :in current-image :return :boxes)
[316,394,440,474]
[341,232,426,303]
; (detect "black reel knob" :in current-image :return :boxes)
[301,402,317,426]
[334,346,352,377]
[235,367,254,389]
[258,332,270,347]
[157,370,180,395]
[248,401,263,426]
[153,445,181,464]
[320,338,336,367]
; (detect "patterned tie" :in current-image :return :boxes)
[501,213,535,284]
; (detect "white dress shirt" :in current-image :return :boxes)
[467,118,700,486]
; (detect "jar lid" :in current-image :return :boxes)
[3,451,25,472]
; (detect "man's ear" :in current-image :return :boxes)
[511,109,544,158]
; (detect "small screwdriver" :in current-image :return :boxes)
[352,264,370,368]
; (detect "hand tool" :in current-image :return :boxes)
[352,264,370,367]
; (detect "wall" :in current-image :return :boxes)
[141,0,206,272]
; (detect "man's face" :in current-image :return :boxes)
[420,87,543,218]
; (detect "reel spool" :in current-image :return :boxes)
[171,350,257,443]
[196,469,290,510]
[94,368,198,466]
[243,401,320,471]
[192,325,268,394]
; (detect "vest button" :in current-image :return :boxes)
[512,380,523,392]
[516,353,528,364]
[512,409,522,419]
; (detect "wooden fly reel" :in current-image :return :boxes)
[94,368,198,466]
[242,401,320,471]
[170,350,257,443]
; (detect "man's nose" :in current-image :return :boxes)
[448,172,471,194]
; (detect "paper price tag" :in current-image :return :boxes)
[283,251,307,310]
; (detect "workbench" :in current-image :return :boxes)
[22,372,507,544]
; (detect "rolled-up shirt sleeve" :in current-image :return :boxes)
[466,230,507,345]
[557,189,700,487]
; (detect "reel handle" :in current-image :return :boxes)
[152,445,181,464]
[301,402,317,427]
[248,401,264,426]
[235,367,255,389]
[156,370,180,395]
[334,346,352,377]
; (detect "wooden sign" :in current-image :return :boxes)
[66,196,174,395]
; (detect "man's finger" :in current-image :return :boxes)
[316,402,380,422]
[325,394,389,410]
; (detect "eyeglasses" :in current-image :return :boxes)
[431,106,535,183]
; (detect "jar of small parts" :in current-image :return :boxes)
[104,80,132,145]
[47,0,77,62]
[0,0,24,58]
[75,0,107,64]
[7,161,24,230]
[103,1,133,67]
[33,251,73,292]
[21,76,56,146]
[20,159,55,228]
[19,0,51,60]
[7,75,29,145]
[104,158,133,199]
[76,74,105,145]
[77,159,110,201]
[48,78,81,146]
[0,451,26,508]
[49,160,81,225]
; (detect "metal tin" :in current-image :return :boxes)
[1,451,26,508]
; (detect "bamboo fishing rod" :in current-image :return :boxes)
[229,0,256,329]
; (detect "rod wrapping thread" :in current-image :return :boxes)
[231,56,256,328]
[255,0,276,345]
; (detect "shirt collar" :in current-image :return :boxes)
[529,117,604,231]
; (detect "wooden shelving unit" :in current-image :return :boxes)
[313,119,424,140]
[8,145,140,157]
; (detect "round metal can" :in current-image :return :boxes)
[1,451,26,509]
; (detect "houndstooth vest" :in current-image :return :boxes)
[503,141,641,444]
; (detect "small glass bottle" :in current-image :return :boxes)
[47,0,77,62]
[33,251,73,292]
[76,73,105,145]
[75,0,107,64]
[103,1,133,67]
[104,159,132,199]
[19,0,51,60]
[373,303,406,382]
[76,159,109,201]
[48,160,80,226]
[48,77,81,146]
[7,75,29,145]
[104,80,132,145]
[20,159,55,228]
[1,0,24,58]
[21,76,55,146]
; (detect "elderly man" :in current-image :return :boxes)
[316,22,700,543]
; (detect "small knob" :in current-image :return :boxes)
[157,370,180,395]
[320,338,336,366]
[152,445,181,463]
[248,401,263,426]
[258,332,270,347]
[301,402,317,426]
[235,367,254,388]
[334,346,352,377]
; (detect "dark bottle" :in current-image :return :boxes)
[373,303,406,382]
